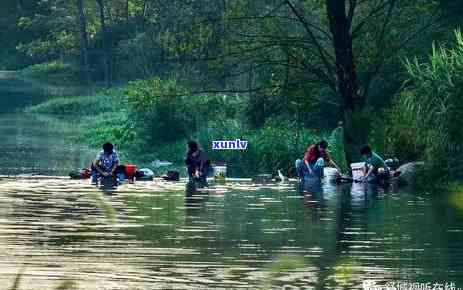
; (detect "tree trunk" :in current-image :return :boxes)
[76,0,91,84]
[125,0,129,22]
[96,0,112,86]
[326,0,365,167]
[141,0,148,28]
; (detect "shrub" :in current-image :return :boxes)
[81,111,135,149]
[138,118,335,177]
[19,60,80,84]
[25,75,345,177]
[125,77,244,144]
[380,30,463,180]
[192,118,330,177]
[26,94,117,115]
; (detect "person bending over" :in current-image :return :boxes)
[185,141,211,188]
[295,144,325,192]
[92,142,120,185]
[317,140,343,173]
[359,145,389,184]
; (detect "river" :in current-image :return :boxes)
[0,77,462,290]
[0,77,94,175]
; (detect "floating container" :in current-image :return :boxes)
[213,164,227,181]
[351,162,365,180]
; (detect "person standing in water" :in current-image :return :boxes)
[185,141,211,188]
[91,142,120,185]
[295,144,325,192]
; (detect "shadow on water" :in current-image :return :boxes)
[299,181,329,223]
[184,180,211,227]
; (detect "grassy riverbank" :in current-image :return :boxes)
[25,84,346,177]
[18,61,81,86]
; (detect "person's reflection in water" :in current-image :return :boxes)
[316,182,381,289]
[299,179,327,221]
[185,180,197,198]
[350,181,381,209]
[185,181,209,226]
[299,179,322,201]
[99,176,117,195]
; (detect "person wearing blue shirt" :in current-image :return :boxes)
[295,144,325,193]
[91,142,120,185]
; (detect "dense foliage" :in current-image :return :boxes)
[375,31,463,180]
[28,79,345,176]
[4,0,463,180]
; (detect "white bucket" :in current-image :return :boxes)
[213,164,227,181]
[351,162,365,180]
[324,167,338,182]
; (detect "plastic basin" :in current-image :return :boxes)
[124,164,137,178]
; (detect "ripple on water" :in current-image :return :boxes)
[0,177,462,289]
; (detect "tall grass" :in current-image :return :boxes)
[374,30,463,181]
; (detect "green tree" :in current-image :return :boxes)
[76,0,91,84]
[161,0,442,164]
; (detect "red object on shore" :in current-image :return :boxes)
[124,164,137,178]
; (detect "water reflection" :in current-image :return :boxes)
[0,75,87,112]
[0,78,48,112]
[0,77,94,176]
[0,178,462,289]
[0,114,95,176]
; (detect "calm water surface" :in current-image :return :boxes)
[0,77,94,175]
[0,78,462,290]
